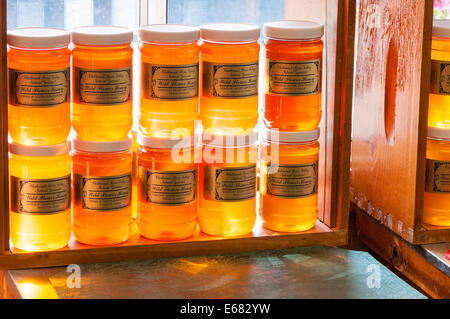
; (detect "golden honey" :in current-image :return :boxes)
[260,129,320,232]
[72,138,133,245]
[9,142,71,251]
[139,24,200,138]
[132,129,138,219]
[424,127,450,226]
[263,20,324,131]
[200,23,260,135]
[199,133,258,236]
[7,27,71,145]
[428,19,450,128]
[71,26,133,142]
[137,135,198,240]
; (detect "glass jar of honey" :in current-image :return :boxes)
[260,128,320,232]
[199,23,260,135]
[139,24,200,138]
[71,26,133,142]
[199,132,258,236]
[263,20,324,131]
[424,127,450,226]
[9,141,71,251]
[7,27,71,145]
[428,19,450,128]
[72,137,133,245]
[137,134,198,241]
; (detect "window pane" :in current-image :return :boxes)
[7,0,140,31]
[434,0,450,18]
[167,0,285,29]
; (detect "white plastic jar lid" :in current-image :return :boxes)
[263,20,324,40]
[71,26,133,46]
[428,126,450,140]
[200,23,260,42]
[263,128,320,143]
[139,24,200,44]
[202,132,258,147]
[433,19,450,38]
[138,134,197,149]
[7,27,70,49]
[72,137,132,153]
[9,141,71,157]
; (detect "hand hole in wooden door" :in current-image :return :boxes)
[384,39,398,146]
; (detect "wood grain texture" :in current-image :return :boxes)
[356,207,450,299]
[0,270,14,299]
[350,0,448,243]
[0,0,9,254]
[333,0,355,231]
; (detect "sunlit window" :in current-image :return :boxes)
[7,0,140,31]
[167,0,285,30]
[435,0,450,18]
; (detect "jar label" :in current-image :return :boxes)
[143,63,199,100]
[10,175,71,214]
[203,164,256,201]
[260,162,318,198]
[202,61,258,98]
[8,68,70,107]
[425,159,450,193]
[75,67,131,105]
[430,60,450,95]
[139,167,196,205]
[266,59,321,96]
[74,173,132,211]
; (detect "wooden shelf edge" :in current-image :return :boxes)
[0,270,15,299]
[414,226,450,245]
[355,207,450,299]
[350,195,450,244]
[0,229,347,270]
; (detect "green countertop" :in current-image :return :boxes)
[4,245,425,299]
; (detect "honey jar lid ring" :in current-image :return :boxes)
[200,23,260,42]
[72,137,133,153]
[139,24,200,43]
[433,19,450,38]
[263,20,324,40]
[264,128,320,143]
[9,141,71,157]
[137,134,197,149]
[71,26,133,46]
[428,126,450,139]
[7,27,70,48]
[201,132,258,147]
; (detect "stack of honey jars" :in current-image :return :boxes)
[7,26,136,250]
[424,19,450,227]
[7,20,326,252]
[197,23,261,237]
[70,26,134,246]
[260,20,324,232]
[7,28,72,251]
[137,24,200,240]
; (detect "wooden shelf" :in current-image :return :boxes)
[354,205,450,299]
[0,215,346,269]
[0,0,355,270]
